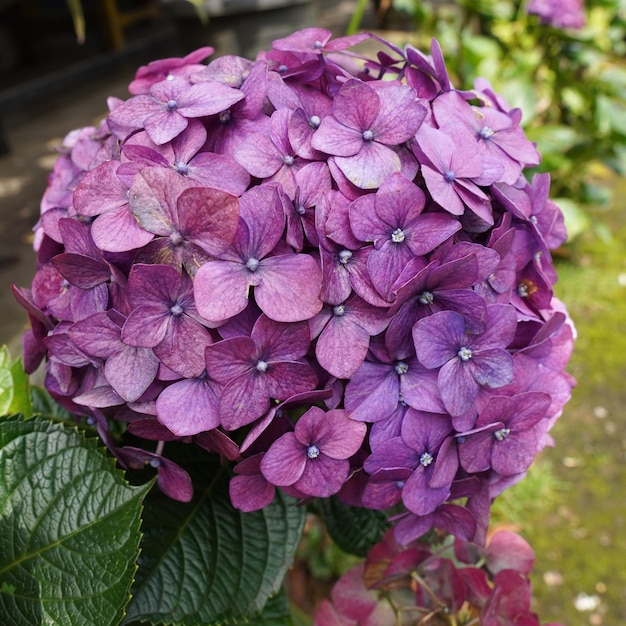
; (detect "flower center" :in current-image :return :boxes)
[420,452,434,467]
[170,231,184,246]
[313,40,324,50]
[457,347,473,361]
[283,155,295,166]
[395,361,409,375]
[333,304,346,316]
[494,427,511,441]
[170,303,184,317]
[362,129,374,142]
[444,170,456,182]
[219,110,231,123]
[256,360,268,372]
[309,115,321,129]
[246,257,260,272]
[517,279,537,298]
[418,291,434,305]
[395,480,405,488]
[391,227,405,243]
[307,444,321,458]
[175,162,189,175]
[338,249,352,265]
[480,126,495,139]
[296,203,306,215]
[166,99,178,111]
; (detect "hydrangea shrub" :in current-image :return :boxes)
[14,27,575,620]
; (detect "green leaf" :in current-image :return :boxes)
[29,386,73,422]
[525,124,581,155]
[0,347,33,419]
[318,497,389,557]
[0,347,13,415]
[124,448,305,625]
[0,414,149,626]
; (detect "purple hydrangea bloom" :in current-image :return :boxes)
[457,391,552,476]
[260,406,367,497]
[412,305,517,415]
[349,172,461,299]
[121,263,213,378]
[15,29,575,541]
[312,79,426,189]
[204,314,318,430]
[108,76,245,145]
[193,184,323,323]
[127,167,240,271]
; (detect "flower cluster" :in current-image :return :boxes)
[15,28,575,542]
[315,528,565,625]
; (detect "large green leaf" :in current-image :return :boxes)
[0,415,149,626]
[124,449,305,625]
[0,347,32,419]
[318,497,389,557]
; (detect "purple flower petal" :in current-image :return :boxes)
[156,377,220,436]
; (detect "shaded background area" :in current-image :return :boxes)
[1,1,625,624]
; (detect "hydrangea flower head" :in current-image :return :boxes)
[16,29,575,548]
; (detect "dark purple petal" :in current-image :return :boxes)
[105,345,159,402]
[413,310,466,369]
[438,357,480,416]
[156,377,220,435]
[261,432,307,486]
[254,254,323,322]
[295,456,350,497]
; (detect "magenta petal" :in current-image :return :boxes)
[316,317,370,379]
[105,345,159,402]
[74,161,129,217]
[331,564,378,621]
[152,456,194,502]
[295,456,349,497]
[413,311,466,369]
[52,254,111,289]
[144,109,189,145]
[254,254,323,322]
[177,187,240,256]
[471,348,514,388]
[251,315,311,360]
[204,336,255,382]
[486,530,535,576]
[234,132,282,178]
[229,473,275,512]
[402,468,450,516]
[219,372,271,430]
[156,377,220,435]
[261,433,307,486]
[194,260,250,322]
[334,142,401,190]
[91,205,154,252]
[264,362,319,402]
[438,358,479,416]
[458,430,497,473]
[491,431,538,476]
[122,305,170,347]
[312,116,363,157]
[129,167,189,235]
[154,315,212,378]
